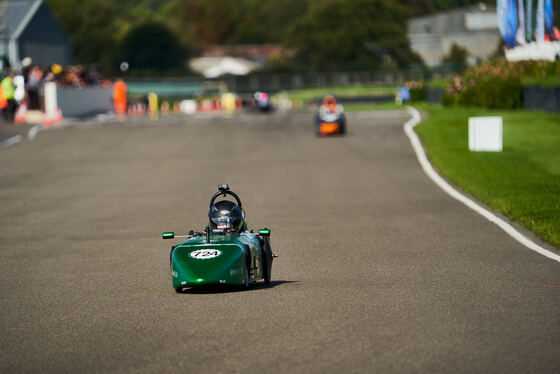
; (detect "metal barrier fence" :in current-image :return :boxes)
[124,70,432,98]
[217,71,428,93]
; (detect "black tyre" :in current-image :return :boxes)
[174,287,183,293]
[260,238,273,285]
[242,245,251,290]
[339,116,346,134]
[261,248,271,285]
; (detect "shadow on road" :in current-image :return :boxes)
[177,280,299,294]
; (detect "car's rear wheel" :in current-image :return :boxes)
[259,237,273,285]
[261,251,270,285]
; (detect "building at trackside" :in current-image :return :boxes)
[0,0,72,69]
[408,4,500,67]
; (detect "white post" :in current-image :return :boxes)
[44,82,58,114]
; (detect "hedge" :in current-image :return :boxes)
[441,59,560,110]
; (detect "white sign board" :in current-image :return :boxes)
[468,116,503,152]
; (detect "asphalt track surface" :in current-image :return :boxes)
[1,110,559,373]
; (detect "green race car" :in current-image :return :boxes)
[163,184,276,293]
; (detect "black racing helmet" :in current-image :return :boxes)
[208,184,246,232]
[208,200,245,232]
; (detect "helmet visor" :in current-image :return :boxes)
[211,216,235,229]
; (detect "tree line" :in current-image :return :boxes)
[45,0,492,75]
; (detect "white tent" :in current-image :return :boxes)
[189,57,260,78]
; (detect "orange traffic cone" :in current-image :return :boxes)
[14,102,28,124]
[43,107,63,128]
[200,100,212,112]
[161,101,169,115]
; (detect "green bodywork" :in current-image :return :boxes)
[169,231,272,290]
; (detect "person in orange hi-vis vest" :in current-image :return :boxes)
[0,84,8,124]
[0,85,7,111]
[113,79,127,121]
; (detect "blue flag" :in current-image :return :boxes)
[498,0,518,47]
[544,0,554,36]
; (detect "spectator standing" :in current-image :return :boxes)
[27,66,43,109]
[1,71,17,122]
[113,79,127,121]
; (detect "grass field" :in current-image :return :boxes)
[343,102,402,111]
[272,85,396,103]
[414,104,560,249]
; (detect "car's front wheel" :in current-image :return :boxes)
[242,245,251,290]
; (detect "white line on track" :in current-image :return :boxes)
[404,106,560,263]
[0,134,22,148]
[28,125,41,140]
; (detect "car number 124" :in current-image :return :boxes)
[189,249,222,259]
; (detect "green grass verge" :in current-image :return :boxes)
[413,103,560,249]
[272,85,396,103]
[343,102,403,111]
[426,78,450,89]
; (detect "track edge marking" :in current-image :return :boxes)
[404,106,560,263]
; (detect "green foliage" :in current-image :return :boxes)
[399,0,492,16]
[522,76,560,87]
[286,0,416,71]
[405,81,425,101]
[441,43,469,65]
[258,57,298,74]
[442,75,522,109]
[441,59,560,109]
[118,22,186,73]
[157,0,307,49]
[46,0,120,67]
[45,0,505,74]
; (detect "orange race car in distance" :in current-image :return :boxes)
[314,95,346,136]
